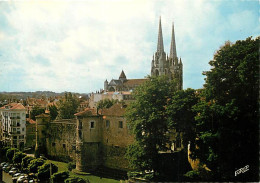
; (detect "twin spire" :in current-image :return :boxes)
[157,17,177,59]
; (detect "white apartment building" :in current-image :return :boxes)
[0,103,26,149]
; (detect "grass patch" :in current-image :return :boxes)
[47,160,119,183]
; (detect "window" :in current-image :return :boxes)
[19,135,24,139]
[118,121,123,128]
[63,144,66,148]
[90,121,95,129]
[52,143,56,147]
[22,128,24,131]
[13,136,17,139]
[106,120,110,128]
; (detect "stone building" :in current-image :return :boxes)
[104,70,147,92]
[25,118,36,149]
[151,17,183,90]
[75,104,134,172]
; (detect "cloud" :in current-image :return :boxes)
[0,0,258,92]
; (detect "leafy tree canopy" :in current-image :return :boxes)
[51,171,69,182]
[97,98,118,109]
[13,151,26,168]
[57,92,80,119]
[193,36,259,181]
[49,104,58,120]
[125,75,176,174]
[31,105,45,120]
[38,162,58,180]
[28,158,45,173]
[6,148,19,162]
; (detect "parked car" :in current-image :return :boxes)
[13,172,22,177]
[17,175,27,183]
[9,167,18,175]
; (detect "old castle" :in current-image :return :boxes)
[1,18,184,173]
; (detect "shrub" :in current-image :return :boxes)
[65,177,89,183]
[38,162,58,180]
[28,158,45,173]
[6,148,19,162]
[51,171,69,183]
[68,162,76,171]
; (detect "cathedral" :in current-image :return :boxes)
[104,17,183,92]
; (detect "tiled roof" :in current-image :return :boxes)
[0,103,26,110]
[101,103,126,116]
[74,108,97,116]
[35,113,50,118]
[123,79,148,86]
[26,118,36,124]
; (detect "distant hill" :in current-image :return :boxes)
[0,91,89,101]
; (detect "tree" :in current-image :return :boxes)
[193,37,259,181]
[28,158,45,173]
[0,146,10,161]
[97,98,118,109]
[57,92,80,119]
[65,177,89,183]
[6,148,19,162]
[30,105,45,120]
[38,162,58,180]
[49,104,58,120]
[51,171,69,182]
[166,88,200,148]
[13,151,26,168]
[125,75,176,175]
[21,156,35,172]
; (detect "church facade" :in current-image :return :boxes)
[104,17,183,92]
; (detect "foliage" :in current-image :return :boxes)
[193,37,259,181]
[125,75,176,174]
[0,146,10,161]
[65,177,88,183]
[68,162,76,171]
[49,104,58,120]
[57,92,80,119]
[28,158,45,173]
[21,156,35,171]
[183,170,200,180]
[6,148,19,162]
[51,171,69,182]
[12,151,26,168]
[38,162,58,180]
[166,88,199,147]
[30,105,45,120]
[97,98,118,109]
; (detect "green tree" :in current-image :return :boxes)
[166,88,200,148]
[12,151,26,168]
[125,75,176,175]
[6,148,19,162]
[21,156,35,172]
[57,92,80,119]
[51,171,69,182]
[28,158,45,173]
[97,98,118,109]
[30,105,45,120]
[193,37,259,181]
[38,162,58,180]
[65,177,89,183]
[0,146,10,161]
[49,104,58,120]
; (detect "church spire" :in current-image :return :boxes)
[170,21,177,59]
[157,16,164,53]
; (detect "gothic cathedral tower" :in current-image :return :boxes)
[151,17,183,90]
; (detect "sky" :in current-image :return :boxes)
[0,0,259,93]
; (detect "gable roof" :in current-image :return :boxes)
[123,79,148,86]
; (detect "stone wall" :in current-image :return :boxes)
[46,119,76,162]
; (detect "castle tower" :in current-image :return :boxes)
[151,18,183,90]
